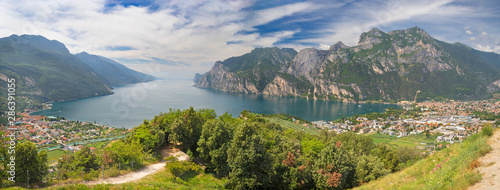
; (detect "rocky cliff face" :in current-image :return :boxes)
[195,27,500,102]
[194,61,259,93]
[262,76,300,96]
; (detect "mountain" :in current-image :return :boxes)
[75,52,155,86]
[0,34,152,103]
[195,27,500,102]
[194,47,300,94]
[193,73,204,83]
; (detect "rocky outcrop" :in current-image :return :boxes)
[193,73,203,83]
[194,62,259,93]
[262,76,300,96]
[487,80,500,93]
[287,48,327,81]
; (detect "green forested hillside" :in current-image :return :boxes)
[0,108,428,189]
[0,35,112,103]
[0,34,155,104]
[75,52,155,86]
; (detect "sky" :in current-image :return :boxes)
[0,0,499,79]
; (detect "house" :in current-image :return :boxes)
[436,136,443,142]
[382,129,395,136]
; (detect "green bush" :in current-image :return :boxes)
[481,126,493,137]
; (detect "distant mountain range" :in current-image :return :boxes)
[0,34,154,103]
[194,27,500,102]
[75,52,155,86]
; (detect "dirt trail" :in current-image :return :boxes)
[469,130,500,190]
[85,145,189,185]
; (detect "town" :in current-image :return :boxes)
[0,112,128,152]
[306,100,498,153]
[2,100,499,155]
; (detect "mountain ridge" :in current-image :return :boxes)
[75,52,155,86]
[0,34,155,103]
[194,27,500,102]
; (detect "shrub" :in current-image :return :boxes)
[481,126,493,137]
[165,156,202,183]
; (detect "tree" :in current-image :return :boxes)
[319,129,336,143]
[396,146,422,170]
[331,132,375,156]
[15,141,48,185]
[197,119,231,175]
[127,120,165,152]
[372,144,400,172]
[150,109,183,145]
[0,131,9,185]
[73,147,99,171]
[165,156,201,183]
[313,143,357,190]
[301,137,325,159]
[104,140,143,166]
[219,112,240,127]
[355,155,389,183]
[169,107,205,154]
[226,123,273,189]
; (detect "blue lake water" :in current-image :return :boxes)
[33,80,398,128]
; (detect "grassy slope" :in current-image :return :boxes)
[40,168,225,190]
[355,130,494,190]
[44,140,112,165]
[264,115,320,135]
[46,149,67,163]
[368,133,443,147]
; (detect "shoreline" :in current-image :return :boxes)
[193,85,402,105]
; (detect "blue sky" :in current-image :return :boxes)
[0,0,499,79]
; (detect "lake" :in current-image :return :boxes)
[33,80,398,128]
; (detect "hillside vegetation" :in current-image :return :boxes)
[1,108,495,189]
[355,127,495,190]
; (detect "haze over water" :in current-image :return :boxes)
[33,80,398,128]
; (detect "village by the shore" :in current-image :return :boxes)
[305,100,498,149]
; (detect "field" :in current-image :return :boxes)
[46,149,66,163]
[367,133,443,147]
[368,133,399,144]
[85,140,110,149]
[45,140,112,165]
[264,115,320,135]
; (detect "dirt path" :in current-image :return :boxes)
[469,130,500,190]
[85,146,189,185]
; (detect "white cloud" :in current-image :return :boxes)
[251,2,319,27]
[318,44,331,50]
[0,0,498,80]
[467,25,500,54]
[475,44,492,52]
[0,0,317,79]
[304,0,488,46]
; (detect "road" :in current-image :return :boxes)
[85,146,189,185]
